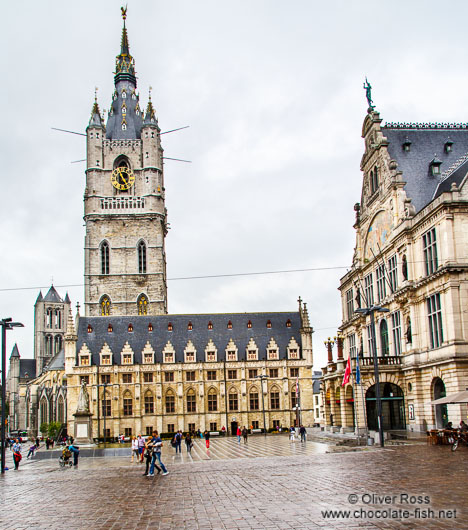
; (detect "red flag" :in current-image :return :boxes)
[341,355,351,387]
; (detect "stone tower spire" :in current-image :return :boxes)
[106,7,142,140]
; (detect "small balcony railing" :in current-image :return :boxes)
[358,356,401,366]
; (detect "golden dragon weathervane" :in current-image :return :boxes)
[121,5,128,21]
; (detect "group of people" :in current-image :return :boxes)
[236,426,249,444]
[142,431,169,477]
[289,425,307,442]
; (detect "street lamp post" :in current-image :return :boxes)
[1,318,24,474]
[256,374,268,436]
[355,306,389,448]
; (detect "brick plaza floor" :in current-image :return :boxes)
[1,435,467,529]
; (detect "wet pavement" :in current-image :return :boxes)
[1,436,467,529]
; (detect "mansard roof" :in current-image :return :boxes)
[76,312,303,365]
[19,359,36,379]
[43,285,63,303]
[382,124,468,213]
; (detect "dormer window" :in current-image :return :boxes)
[286,319,292,328]
[148,323,153,332]
[445,139,453,153]
[402,137,412,152]
[208,321,213,330]
[247,320,252,329]
[128,323,133,333]
[168,322,173,332]
[430,155,442,176]
[122,90,127,99]
[227,320,232,330]
[187,322,192,331]
[266,320,272,329]
[108,324,113,333]
[87,325,93,333]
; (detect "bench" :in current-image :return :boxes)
[251,429,262,433]
[209,431,220,436]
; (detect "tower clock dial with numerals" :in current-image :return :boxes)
[111,166,135,190]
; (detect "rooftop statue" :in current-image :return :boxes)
[363,77,375,111]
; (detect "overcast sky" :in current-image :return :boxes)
[2,0,468,370]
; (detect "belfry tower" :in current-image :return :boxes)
[84,9,168,317]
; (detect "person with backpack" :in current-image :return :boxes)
[184,432,193,453]
[242,426,248,444]
[174,430,183,453]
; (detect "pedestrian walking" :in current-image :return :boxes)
[142,440,160,476]
[174,430,182,453]
[148,430,169,476]
[185,432,193,453]
[27,442,37,459]
[12,439,22,470]
[45,437,50,450]
[138,434,145,463]
[131,436,139,462]
[204,430,210,449]
[242,426,248,444]
[69,444,80,466]
[236,426,242,444]
[299,425,307,442]
[289,426,296,442]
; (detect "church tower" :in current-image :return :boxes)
[84,10,168,317]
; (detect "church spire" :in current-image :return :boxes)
[115,6,136,86]
[106,7,142,140]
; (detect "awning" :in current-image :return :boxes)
[431,389,468,405]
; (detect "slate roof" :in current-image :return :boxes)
[10,344,20,358]
[45,349,65,371]
[76,312,303,365]
[19,359,36,379]
[382,126,468,213]
[43,286,63,303]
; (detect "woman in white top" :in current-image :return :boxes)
[131,436,139,462]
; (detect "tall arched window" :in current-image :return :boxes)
[207,389,218,412]
[165,390,175,413]
[123,391,133,416]
[46,308,53,328]
[138,240,147,274]
[144,391,154,414]
[228,389,238,411]
[54,335,62,355]
[186,389,196,412]
[40,398,48,425]
[45,335,53,356]
[100,296,111,316]
[101,241,110,275]
[380,319,389,356]
[57,396,65,424]
[54,309,62,329]
[138,294,148,315]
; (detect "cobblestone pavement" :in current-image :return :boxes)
[1,436,467,529]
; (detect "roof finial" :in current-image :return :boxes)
[95,86,98,103]
[121,5,128,24]
[149,86,152,101]
[363,77,375,113]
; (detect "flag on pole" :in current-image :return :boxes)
[341,355,351,387]
[355,354,361,385]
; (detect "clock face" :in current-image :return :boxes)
[111,166,135,191]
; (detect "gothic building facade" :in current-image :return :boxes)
[11,11,315,439]
[322,101,468,435]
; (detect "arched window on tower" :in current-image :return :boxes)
[46,308,53,328]
[138,294,148,315]
[138,241,147,274]
[54,335,62,355]
[45,335,53,356]
[101,296,111,316]
[101,241,110,275]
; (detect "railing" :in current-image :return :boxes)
[358,356,401,366]
[100,197,145,210]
